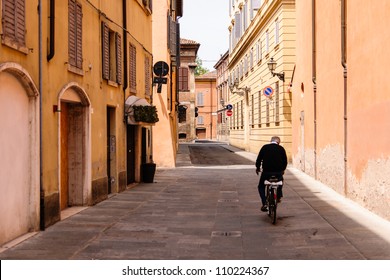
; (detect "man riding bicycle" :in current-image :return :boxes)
[255,136,288,212]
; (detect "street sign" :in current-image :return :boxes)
[153,61,169,77]
[226,110,233,117]
[153,77,167,84]
[263,86,274,97]
[226,104,233,110]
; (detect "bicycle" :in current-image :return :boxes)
[264,176,283,224]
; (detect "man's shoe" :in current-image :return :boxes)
[261,205,268,212]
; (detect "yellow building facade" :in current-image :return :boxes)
[228,0,295,159]
[0,0,154,246]
[152,0,182,168]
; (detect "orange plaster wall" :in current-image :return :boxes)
[347,0,390,179]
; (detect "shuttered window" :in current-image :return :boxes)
[197,92,204,106]
[129,43,137,92]
[102,22,110,80]
[101,22,122,84]
[68,0,83,69]
[178,67,189,91]
[142,0,153,12]
[144,55,151,95]
[2,0,26,48]
[275,81,280,123]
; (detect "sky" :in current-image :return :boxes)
[179,0,230,71]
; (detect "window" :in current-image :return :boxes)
[251,94,254,125]
[251,0,262,19]
[240,100,244,128]
[250,48,254,69]
[145,55,151,95]
[265,30,269,53]
[257,39,262,63]
[266,98,270,125]
[197,92,204,106]
[179,67,189,91]
[2,0,26,52]
[258,91,262,126]
[68,0,83,69]
[102,22,122,84]
[129,43,137,92]
[142,0,153,13]
[275,19,280,45]
[178,105,187,123]
[275,81,280,123]
[197,116,204,125]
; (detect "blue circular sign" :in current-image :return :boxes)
[226,104,233,110]
[263,86,274,97]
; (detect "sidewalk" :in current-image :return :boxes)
[0,143,389,260]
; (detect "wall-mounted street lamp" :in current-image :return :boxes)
[229,78,250,96]
[267,57,285,82]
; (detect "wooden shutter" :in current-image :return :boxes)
[68,0,76,67]
[75,2,83,69]
[2,0,25,46]
[116,33,122,84]
[179,67,188,91]
[129,44,137,91]
[144,56,150,95]
[69,0,82,69]
[15,0,25,45]
[101,22,109,80]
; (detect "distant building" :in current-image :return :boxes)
[214,51,230,142]
[178,38,200,142]
[195,71,217,140]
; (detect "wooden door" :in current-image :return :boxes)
[126,125,135,184]
[60,102,69,210]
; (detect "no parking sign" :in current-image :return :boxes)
[263,86,274,97]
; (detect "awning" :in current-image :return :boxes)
[125,95,152,125]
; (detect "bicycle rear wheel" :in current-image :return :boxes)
[272,201,277,224]
[268,189,277,224]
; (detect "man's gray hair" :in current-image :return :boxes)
[271,136,281,144]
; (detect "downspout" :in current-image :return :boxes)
[341,0,348,196]
[38,0,45,230]
[210,80,213,140]
[47,0,55,61]
[312,0,317,179]
[122,0,128,122]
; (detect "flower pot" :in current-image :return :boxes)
[142,163,156,183]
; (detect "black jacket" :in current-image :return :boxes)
[256,143,287,173]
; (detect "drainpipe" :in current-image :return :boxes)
[312,0,317,179]
[341,0,348,196]
[38,0,45,230]
[122,0,128,123]
[47,0,55,61]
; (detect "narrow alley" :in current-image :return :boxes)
[1,142,389,260]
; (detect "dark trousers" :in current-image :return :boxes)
[257,172,284,206]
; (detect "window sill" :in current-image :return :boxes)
[67,64,84,76]
[107,80,119,87]
[2,37,29,55]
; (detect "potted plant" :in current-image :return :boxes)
[132,105,159,123]
[142,161,156,183]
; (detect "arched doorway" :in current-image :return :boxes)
[57,83,91,213]
[0,63,39,246]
